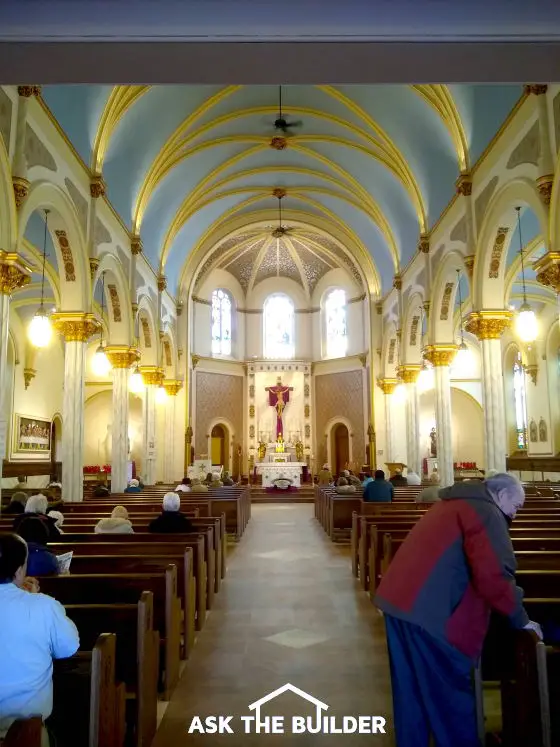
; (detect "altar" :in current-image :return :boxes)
[256,462,306,488]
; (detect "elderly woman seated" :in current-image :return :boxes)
[94,506,134,534]
[416,472,442,503]
[149,493,194,533]
[4,491,28,515]
[13,494,61,539]
[209,472,223,488]
[124,479,142,493]
[16,517,59,576]
[335,477,356,494]
[190,477,209,493]
[222,471,235,487]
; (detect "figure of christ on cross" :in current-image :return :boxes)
[265,377,294,439]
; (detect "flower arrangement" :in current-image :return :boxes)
[83,464,112,474]
[453,462,477,471]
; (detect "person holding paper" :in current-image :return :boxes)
[15,518,58,576]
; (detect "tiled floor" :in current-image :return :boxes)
[153,504,394,746]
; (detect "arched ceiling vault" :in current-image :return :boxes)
[41,83,523,295]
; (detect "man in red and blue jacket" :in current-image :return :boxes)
[375,474,541,747]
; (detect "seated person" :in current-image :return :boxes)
[209,472,223,488]
[222,471,235,487]
[94,506,134,534]
[92,483,110,497]
[389,468,408,486]
[335,477,356,494]
[149,493,194,533]
[318,464,333,486]
[0,533,79,739]
[364,470,394,502]
[13,495,61,540]
[190,477,209,493]
[4,491,28,515]
[175,477,191,493]
[416,472,442,503]
[204,472,213,486]
[124,478,142,493]
[347,470,362,488]
[362,474,373,488]
[46,510,64,534]
[15,518,59,576]
[406,470,422,486]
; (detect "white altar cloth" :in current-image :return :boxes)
[256,462,306,488]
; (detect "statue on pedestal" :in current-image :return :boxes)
[430,427,437,457]
[275,433,285,453]
[295,438,304,462]
[257,441,267,461]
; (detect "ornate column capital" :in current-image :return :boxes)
[464,254,475,279]
[367,423,375,439]
[423,344,458,367]
[397,364,422,384]
[89,256,100,280]
[51,312,100,342]
[105,346,141,369]
[12,176,30,209]
[455,172,472,196]
[418,233,430,254]
[157,275,167,292]
[139,365,164,387]
[191,353,201,369]
[23,368,36,390]
[377,377,398,395]
[17,85,41,98]
[176,301,184,317]
[185,425,194,442]
[90,175,106,199]
[534,251,560,293]
[464,310,512,340]
[375,301,383,315]
[131,236,143,256]
[393,273,402,291]
[0,251,33,295]
[163,379,183,396]
[536,174,554,206]
[524,84,548,96]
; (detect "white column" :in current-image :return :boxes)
[106,348,139,493]
[162,381,181,483]
[405,381,421,475]
[433,364,454,487]
[379,379,397,464]
[139,367,162,485]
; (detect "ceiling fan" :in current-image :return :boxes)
[264,86,302,135]
[271,192,294,238]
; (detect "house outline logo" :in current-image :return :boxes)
[248,682,329,727]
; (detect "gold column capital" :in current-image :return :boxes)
[17,85,41,97]
[397,364,422,384]
[105,346,140,369]
[377,377,398,395]
[157,275,167,292]
[131,237,143,256]
[139,365,164,387]
[423,344,458,367]
[464,311,512,340]
[0,251,33,295]
[51,312,100,342]
[89,175,106,199]
[536,174,553,206]
[12,176,30,209]
[464,255,475,279]
[455,172,472,196]
[524,84,548,96]
[191,353,201,369]
[163,379,183,396]
[418,233,430,254]
[534,251,560,293]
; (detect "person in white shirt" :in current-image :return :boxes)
[406,470,422,486]
[175,477,192,493]
[0,533,80,738]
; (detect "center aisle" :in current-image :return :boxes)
[153,504,394,745]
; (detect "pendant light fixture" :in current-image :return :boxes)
[453,269,472,372]
[91,272,112,377]
[28,210,53,348]
[129,364,144,394]
[514,206,538,343]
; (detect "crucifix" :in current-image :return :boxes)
[265,377,294,440]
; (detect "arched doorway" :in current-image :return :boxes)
[51,414,63,479]
[331,423,350,476]
[211,424,229,471]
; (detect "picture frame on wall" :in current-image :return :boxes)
[12,414,51,459]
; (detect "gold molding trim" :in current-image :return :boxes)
[0,251,33,295]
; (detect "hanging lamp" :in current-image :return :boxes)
[514,206,538,343]
[28,210,53,347]
[453,269,472,372]
[91,272,112,376]
[129,365,144,394]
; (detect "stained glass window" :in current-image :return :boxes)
[325,289,347,358]
[513,350,527,450]
[263,294,294,359]
[211,289,232,356]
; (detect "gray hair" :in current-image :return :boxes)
[163,492,180,511]
[25,494,48,514]
[337,477,348,487]
[11,491,28,507]
[211,472,221,481]
[486,468,499,478]
[48,510,64,528]
[128,479,139,488]
[485,472,525,518]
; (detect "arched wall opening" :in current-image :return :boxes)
[211,423,229,471]
[331,423,350,475]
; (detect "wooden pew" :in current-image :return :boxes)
[39,568,180,700]
[49,633,125,747]
[3,718,43,747]
[61,592,158,747]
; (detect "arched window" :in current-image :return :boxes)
[211,289,232,356]
[263,294,295,359]
[513,350,528,450]
[325,288,347,358]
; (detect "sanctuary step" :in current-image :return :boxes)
[250,485,315,503]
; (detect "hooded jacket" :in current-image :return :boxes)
[94,517,134,534]
[375,481,529,659]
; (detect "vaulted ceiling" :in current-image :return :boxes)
[41,84,523,295]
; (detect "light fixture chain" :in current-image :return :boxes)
[516,207,528,304]
[40,209,49,309]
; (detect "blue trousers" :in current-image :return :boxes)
[384,615,480,747]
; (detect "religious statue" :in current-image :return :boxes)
[275,434,285,453]
[429,427,437,457]
[257,441,267,461]
[265,377,294,439]
[295,438,304,462]
[529,419,538,443]
[539,418,548,442]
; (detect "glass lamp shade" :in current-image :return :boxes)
[92,345,112,377]
[129,367,144,394]
[515,303,538,343]
[452,342,473,375]
[417,366,434,393]
[28,310,52,348]
[393,382,407,403]
[156,385,168,405]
